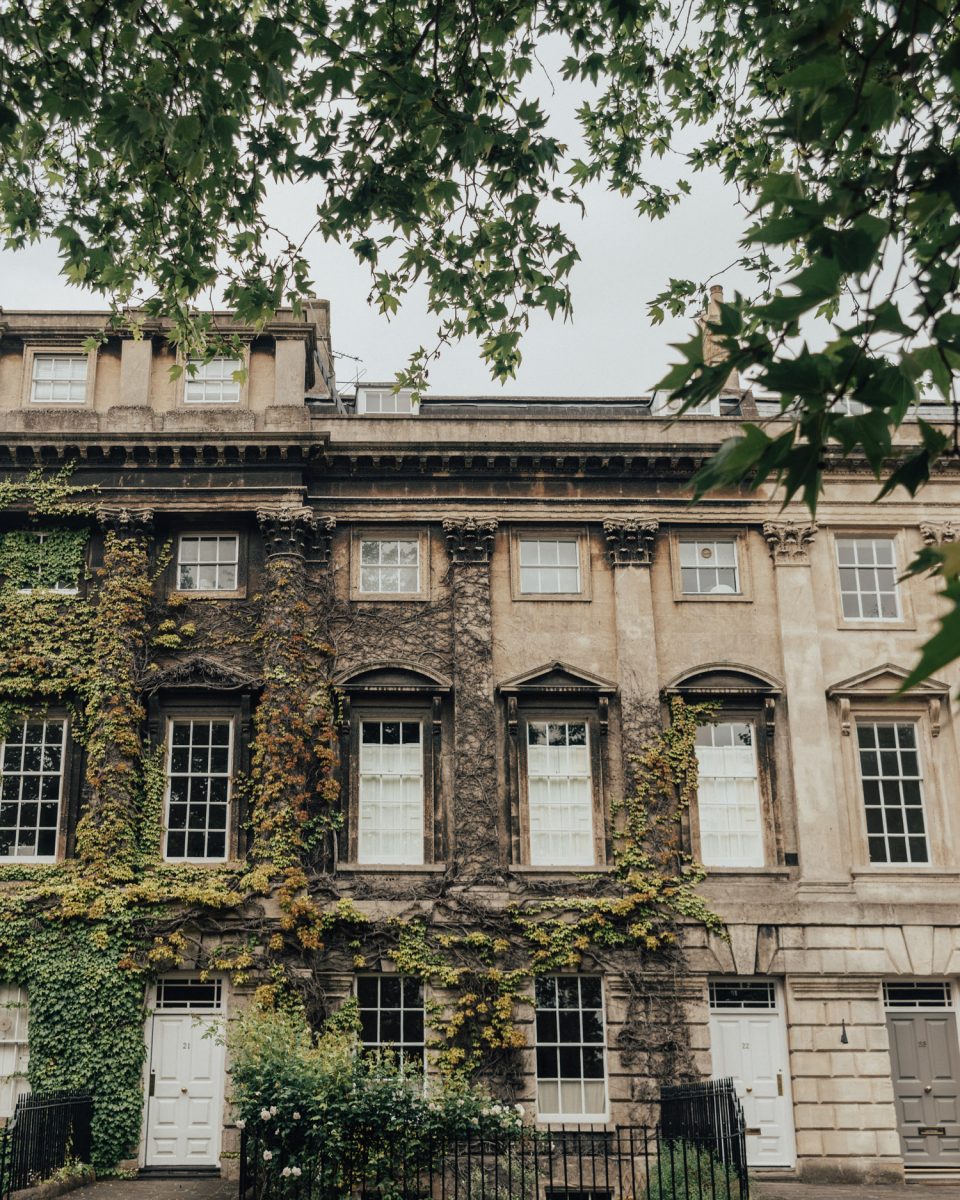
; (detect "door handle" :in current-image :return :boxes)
[777,1072,784,1097]
[149,1072,156,1097]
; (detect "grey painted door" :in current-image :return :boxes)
[887,1011,960,1167]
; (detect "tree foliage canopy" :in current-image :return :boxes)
[1,0,959,668]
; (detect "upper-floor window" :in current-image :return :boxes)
[0,530,84,595]
[679,537,740,595]
[30,354,88,404]
[0,718,66,862]
[357,388,417,415]
[358,719,424,864]
[836,537,900,621]
[535,976,607,1121]
[519,537,581,595]
[177,534,240,593]
[357,975,425,1072]
[183,357,242,404]
[164,718,233,861]
[856,721,927,864]
[359,538,420,595]
[526,720,594,866]
[695,722,764,868]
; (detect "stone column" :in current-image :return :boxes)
[443,517,499,876]
[603,519,661,781]
[764,521,849,887]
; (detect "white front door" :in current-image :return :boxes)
[709,979,796,1168]
[144,977,224,1168]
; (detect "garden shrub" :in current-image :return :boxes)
[646,1140,745,1200]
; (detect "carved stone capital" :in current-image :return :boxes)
[603,518,658,566]
[443,517,498,565]
[257,504,325,559]
[96,505,154,537]
[920,521,960,546]
[763,521,817,565]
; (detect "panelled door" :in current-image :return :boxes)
[885,981,960,1168]
[144,977,225,1168]
[709,980,796,1168]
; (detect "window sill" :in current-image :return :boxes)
[170,590,247,601]
[349,593,431,604]
[510,864,613,875]
[703,866,792,877]
[511,594,592,604]
[837,620,915,631]
[337,862,447,874]
[672,593,752,604]
[852,866,957,878]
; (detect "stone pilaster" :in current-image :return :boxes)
[96,505,154,538]
[256,503,324,559]
[444,517,499,873]
[767,522,849,886]
[604,518,660,786]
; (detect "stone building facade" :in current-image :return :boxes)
[0,302,958,1185]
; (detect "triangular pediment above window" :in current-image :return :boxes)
[142,656,262,694]
[498,660,617,695]
[826,663,949,699]
[336,661,452,692]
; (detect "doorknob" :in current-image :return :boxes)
[181,1087,188,1095]
[924,1085,932,1093]
[745,1086,752,1093]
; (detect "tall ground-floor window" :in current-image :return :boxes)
[0,718,66,861]
[357,975,425,1073]
[535,976,607,1120]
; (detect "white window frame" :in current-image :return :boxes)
[356,975,426,1072]
[518,537,582,596]
[708,980,777,1011]
[356,388,418,415]
[175,533,241,594]
[835,535,902,622]
[14,531,81,595]
[678,536,741,596]
[154,976,224,1011]
[163,717,234,863]
[180,355,246,405]
[534,976,608,1123]
[695,720,765,869]
[883,981,952,1010]
[357,718,425,865]
[28,352,91,405]
[855,719,928,865]
[525,720,595,866]
[0,717,67,863]
[357,537,421,596]
[0,984,29,1119]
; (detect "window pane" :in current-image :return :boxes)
[177,536,240,592]
[358,539,420,593]
[357,975,425,1073]
[679,539,740,595]
[164,720,232,861]
[358,720,424,864]
[835,537,901,621]
[695,722,764,867]
[535,976,606,1118]
[518,539,581,594]
[527,721,594,866]
[0,719,66,861]
[857,721,927,863]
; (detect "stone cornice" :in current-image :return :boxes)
[763,521,818,565]
[442,517,498,564]
[603,517,658,566]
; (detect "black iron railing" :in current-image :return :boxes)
[239,1119,749,1200]
[660,1077,747,1183]
[0,1091,93,1200]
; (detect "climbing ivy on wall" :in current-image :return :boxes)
[0,471,723,1170]
[0,528,89,591]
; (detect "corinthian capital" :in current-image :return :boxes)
[603,518,658,566]
[96,505,154,537]
[257,504,328,559]
[763,521,817,565]
[920,521,960,546]
[443,517,498,565]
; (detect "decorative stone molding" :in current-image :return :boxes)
[920,520,960,545]
[257,504,328,559]
[442,516,498,564]
[603,518,658,566]
[96,505,154,537]
[763,521,817,564]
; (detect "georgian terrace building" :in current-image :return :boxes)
[0,302,958,1186]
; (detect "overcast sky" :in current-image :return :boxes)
[0,54,749,398]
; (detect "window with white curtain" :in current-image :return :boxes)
[183,357,242,404]
[679,537,740,594]
[358,720,424,864]
[535,976,607,1119]
[526,720,594,865]
[0,984,29,1119]
[695,721,764,867]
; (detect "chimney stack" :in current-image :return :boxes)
[699,285,740,392]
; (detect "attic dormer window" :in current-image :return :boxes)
[30,354,89,405]
[184,357,242,404]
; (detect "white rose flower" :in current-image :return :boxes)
[514,1104,525,1116]
[292,1112,301,1121]
[269,1105,278,1115]
[235,1118,246,1130]
[260,1109,271,1121]
[292,1167,302,1178]
[262,1150,273,1162]
[282,1167,292,1178]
